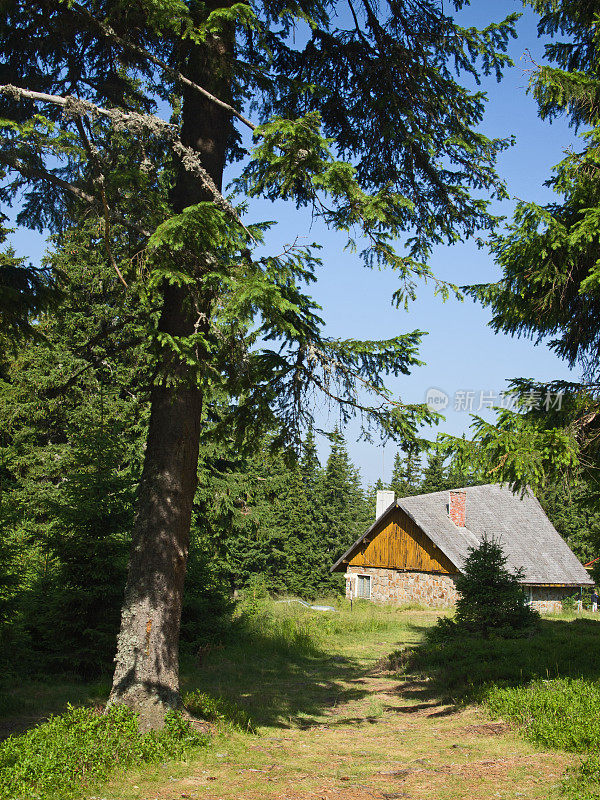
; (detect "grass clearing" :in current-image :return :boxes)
[1,600,596,799]
[178,597,437,729]
[0,598,433,799]
[101,601,578,800]
[404,612,600,798]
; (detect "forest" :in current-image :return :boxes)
[3,0,600,797]
[2,289,600,678]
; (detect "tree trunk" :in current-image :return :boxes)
[108,14,233,731]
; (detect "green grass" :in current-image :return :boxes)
[183,689,255,732]
[0,598,431,799]
[180,597,437,728]
[0,705,208,800]
[4,603,598,799]
[403,613,600,799]
[8,602,600,799]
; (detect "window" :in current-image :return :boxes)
[357,575,371,599]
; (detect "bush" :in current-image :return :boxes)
[485,678,600,799]
[486,678,600,752]
[403,616,600,798]
[453,536,539,636]
[0,704,208,800]
[560,755,600,800]
[562,593,577,613]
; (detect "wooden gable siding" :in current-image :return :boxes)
[348,507,456,573]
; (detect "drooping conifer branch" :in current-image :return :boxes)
[0,150,151,237]
[73,116,128,287]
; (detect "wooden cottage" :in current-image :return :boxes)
[331,484,593,613]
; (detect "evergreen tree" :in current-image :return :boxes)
[461,1,600,492]
[300,425,323,502]
[390,446,422,497]
[420,446,450,494]
[453,537,538,636]
[321,427,371,590]
[364,478,385,521]
[289,425,326,595]
[0,0,518,724]
[194,427,342,598]
[389,453,403,496]
[0,527,18,664]
[0,222,146,676]
[193,436,275,593]
[0,218,55,349]
[537,475,600,566]
[269,459,321,596]
[22,420,135,677]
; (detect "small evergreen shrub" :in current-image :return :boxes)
[0,704,208,800]
[452,536,539,636]
[561,593,577,613]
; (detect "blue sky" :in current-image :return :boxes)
[6,1,581,487]
[268,0,582,485]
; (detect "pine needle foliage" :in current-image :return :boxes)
[451,536,539,637]
[456,2,600,493]
[0,0,520,447]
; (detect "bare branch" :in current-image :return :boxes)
[64,0,256,132]
[0,84,254,241]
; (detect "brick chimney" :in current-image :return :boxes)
[449,490,466,527]
[376,490,395,520]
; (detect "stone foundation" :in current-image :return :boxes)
[345,566,577,613]
[345,566,459,608]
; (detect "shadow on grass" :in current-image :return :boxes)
[1,603,433,736]
[402,615,600,704]
[180,610,373,728]
[0,677,110,740]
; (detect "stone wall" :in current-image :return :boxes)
[345,566,459,608]
[529,585,575,614]
[345,566,575,613]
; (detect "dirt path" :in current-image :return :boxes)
[112,662,573,800]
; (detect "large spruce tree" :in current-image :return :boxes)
[0,0,517,726]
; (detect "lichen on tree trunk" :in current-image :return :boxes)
[108,12,233,730]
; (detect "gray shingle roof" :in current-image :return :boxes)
[333,483,593,586]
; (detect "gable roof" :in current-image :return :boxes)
[332,483,593,586]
